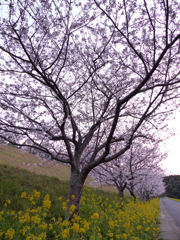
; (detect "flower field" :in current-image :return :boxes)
[0,190,160,240]
[0,165,160,240]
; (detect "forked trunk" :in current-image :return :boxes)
[66,168,86,219]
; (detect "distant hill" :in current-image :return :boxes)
[164,175,180,199]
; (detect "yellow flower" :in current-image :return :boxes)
[31,214,41,225]
[49,224,53,230]
[82,220,90,230]
[72,214,81,222]
[69,204,76,214]
[145,227,150,231]
[62,201,67,210]
[71,223,79,232]
[62,219,70,227]
[4,228,15,240]
[97,233,102,238]
[33,189,40,199]
[22,226,30,236]
[122,233,128,239]
[40,223,48,230]
[58,217,63,222]
[29,196,34,202]
[71,195,75,199]
[136,225,142,230]
[21,192,27,198]
[61,229,70,238]
[42,194,51,209]
[107,232,113,237]
[19,213,30,224]
[79,228,86,233]
[39,232,46,240]
[91,212,99,219]
[50,217,56,223]
[109,220,116,228]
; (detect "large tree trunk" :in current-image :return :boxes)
[66,168,86,219]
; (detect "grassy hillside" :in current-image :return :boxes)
[0,144,116,192]
[0,164,69,214]
[0,144,71,181]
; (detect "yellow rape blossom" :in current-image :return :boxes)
[69,204,76,214]
[4,228,15,240]
[31,214,41,224]
[71,223,79,232]
[71,195,75,199]
[136,225,142,230]
[122,233,128,239]
[22,226,30,236]
[91,212,99,219]
[33,189,40,199]
[79,228,86,233]
[19,213,30,224]
[62,201,67,210]
[42,194,51,209]
[62,219,70,227]
[21,192,27,198]
[61,229,70,238]
[49,224,53,230]
[40,223,48,230]
[58,196,62,201]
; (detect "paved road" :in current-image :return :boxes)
[160,197,180,240]
[161,197,180,228]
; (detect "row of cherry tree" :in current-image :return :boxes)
[0,0,179,217]
[91,137,166,201]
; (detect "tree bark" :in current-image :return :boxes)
[117,186,126,209]
[118,188,124,198]
[66,167,86,219]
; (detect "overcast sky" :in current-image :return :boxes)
[162,113,180,175]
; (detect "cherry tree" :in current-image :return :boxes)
[92,158,129,198]
[0,0,179,215]
[134,167,165,201]
[91,137,166,200]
